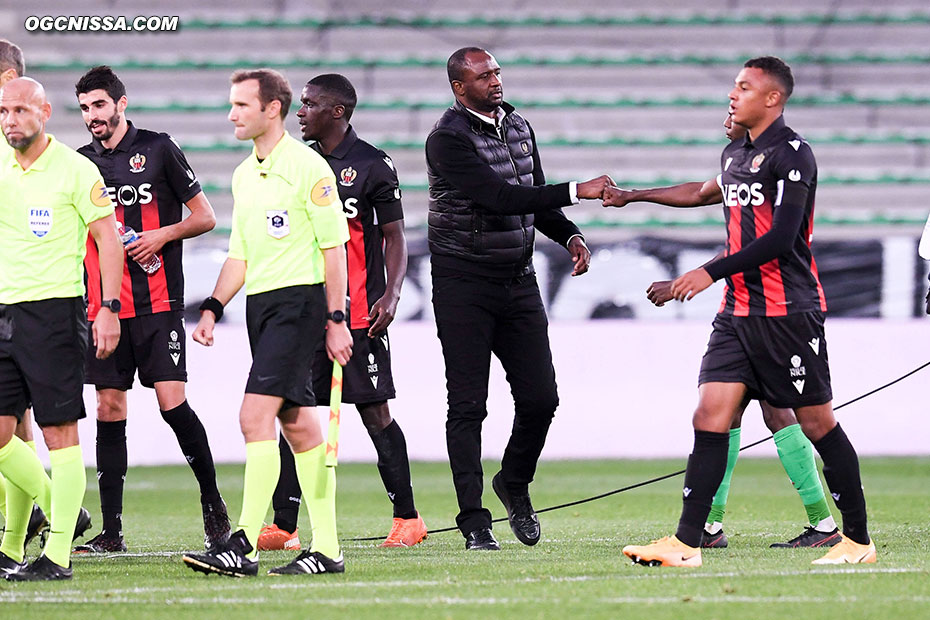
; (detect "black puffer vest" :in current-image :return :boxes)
[427,101,537,275]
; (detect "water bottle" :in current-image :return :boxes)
[117,221,161,275]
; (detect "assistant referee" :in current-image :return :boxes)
[181,68,351,578]
[0,77,122,581]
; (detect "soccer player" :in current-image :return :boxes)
[72,66,229,553]
[610,116,840,550]
[618,57,874,567]
[0,77,123,580]
[257,73,427,551]
[182,68,351,577]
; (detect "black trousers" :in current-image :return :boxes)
[432,270,559,536]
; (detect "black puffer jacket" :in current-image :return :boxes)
[426,101,579,277]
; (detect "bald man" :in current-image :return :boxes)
[0,77,123,581]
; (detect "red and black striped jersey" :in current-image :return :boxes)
[311,127,403,330]
[707,115,827,317]
[80,122,202,319]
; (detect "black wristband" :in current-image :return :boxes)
[199,296,224,322]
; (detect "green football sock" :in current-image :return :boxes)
[773,424,833,527]
[236,440,280,558]
[294,443,340,558]
[0,476,31,562]
[44,445,86,568]
[0,436,51,513]
[26,440,52,515]
[707,427,741,526]
[0,442,40,514]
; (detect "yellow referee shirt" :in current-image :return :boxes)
[228,132,349,295]
[0,135,114,304]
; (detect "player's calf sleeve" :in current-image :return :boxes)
[774,424,833,526]
[707,427,741,525]
[236,440,279,557]
[271,433,301,534]
[97,419,127,535]
[0,474,6,518]
[0,478,32,562]
[812,423,869,545]
[370,420,417,519]
[675,430,730,547]
[294,443,339,558]
[0,435,50,514]
[45,446,86,568]
[161,401,220,504]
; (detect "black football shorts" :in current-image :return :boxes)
[312,327,395,405]
[0,297,87,426]
[245,284,325,408]
[698,311,832,409]
[86,310,188,390]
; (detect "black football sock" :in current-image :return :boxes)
[160,401,220,505]
[271,433,301,534]
[370,420,417,519]
[675,430,731,548]
[96,419,127,537]
[813,423,870,545]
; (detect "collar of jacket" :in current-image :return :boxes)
[452,100,517,136]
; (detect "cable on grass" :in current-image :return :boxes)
[345,360,930,541]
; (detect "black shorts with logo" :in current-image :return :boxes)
[245,284,325,408]
[0,297,87,426]
[698,311,832,409]
[86,310,188,390]
[312,327,395,405]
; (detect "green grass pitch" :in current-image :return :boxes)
[1,457,928,619]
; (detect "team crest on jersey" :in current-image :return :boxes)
[339,166,357,187]
[311,178,338,206]
[129,153,146,174]
[28,207,53,238]
[520,141,530,154]
[266,210,290,239]
[750,153,765,173]
[383,156,395,171]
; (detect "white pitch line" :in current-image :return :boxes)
[1,565,924,604]
[3,593,930,606]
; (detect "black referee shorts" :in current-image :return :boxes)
[0,297,87,426]
[245,284,325,408]
[86,310,188,390]
[698,311,832,409]
[312,327,395,405]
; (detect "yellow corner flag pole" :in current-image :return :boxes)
[325,360,343,467]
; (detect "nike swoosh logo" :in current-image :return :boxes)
[54,397,78,408]
[256,375,277,382]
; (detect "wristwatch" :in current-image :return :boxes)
[326,310,346,323]
[100,298,122,314]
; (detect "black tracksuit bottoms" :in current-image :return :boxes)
[431,269,559,536]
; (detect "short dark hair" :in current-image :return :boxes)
[75,65,126,103]
[744,56,794,101]
[0,39,25,76]
[447,47,488,83]
[307,73,358,121]
[230,68,292,120]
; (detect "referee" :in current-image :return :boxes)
[259,73,427,551]
[0,77,123,581]
[182,68,352,577]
